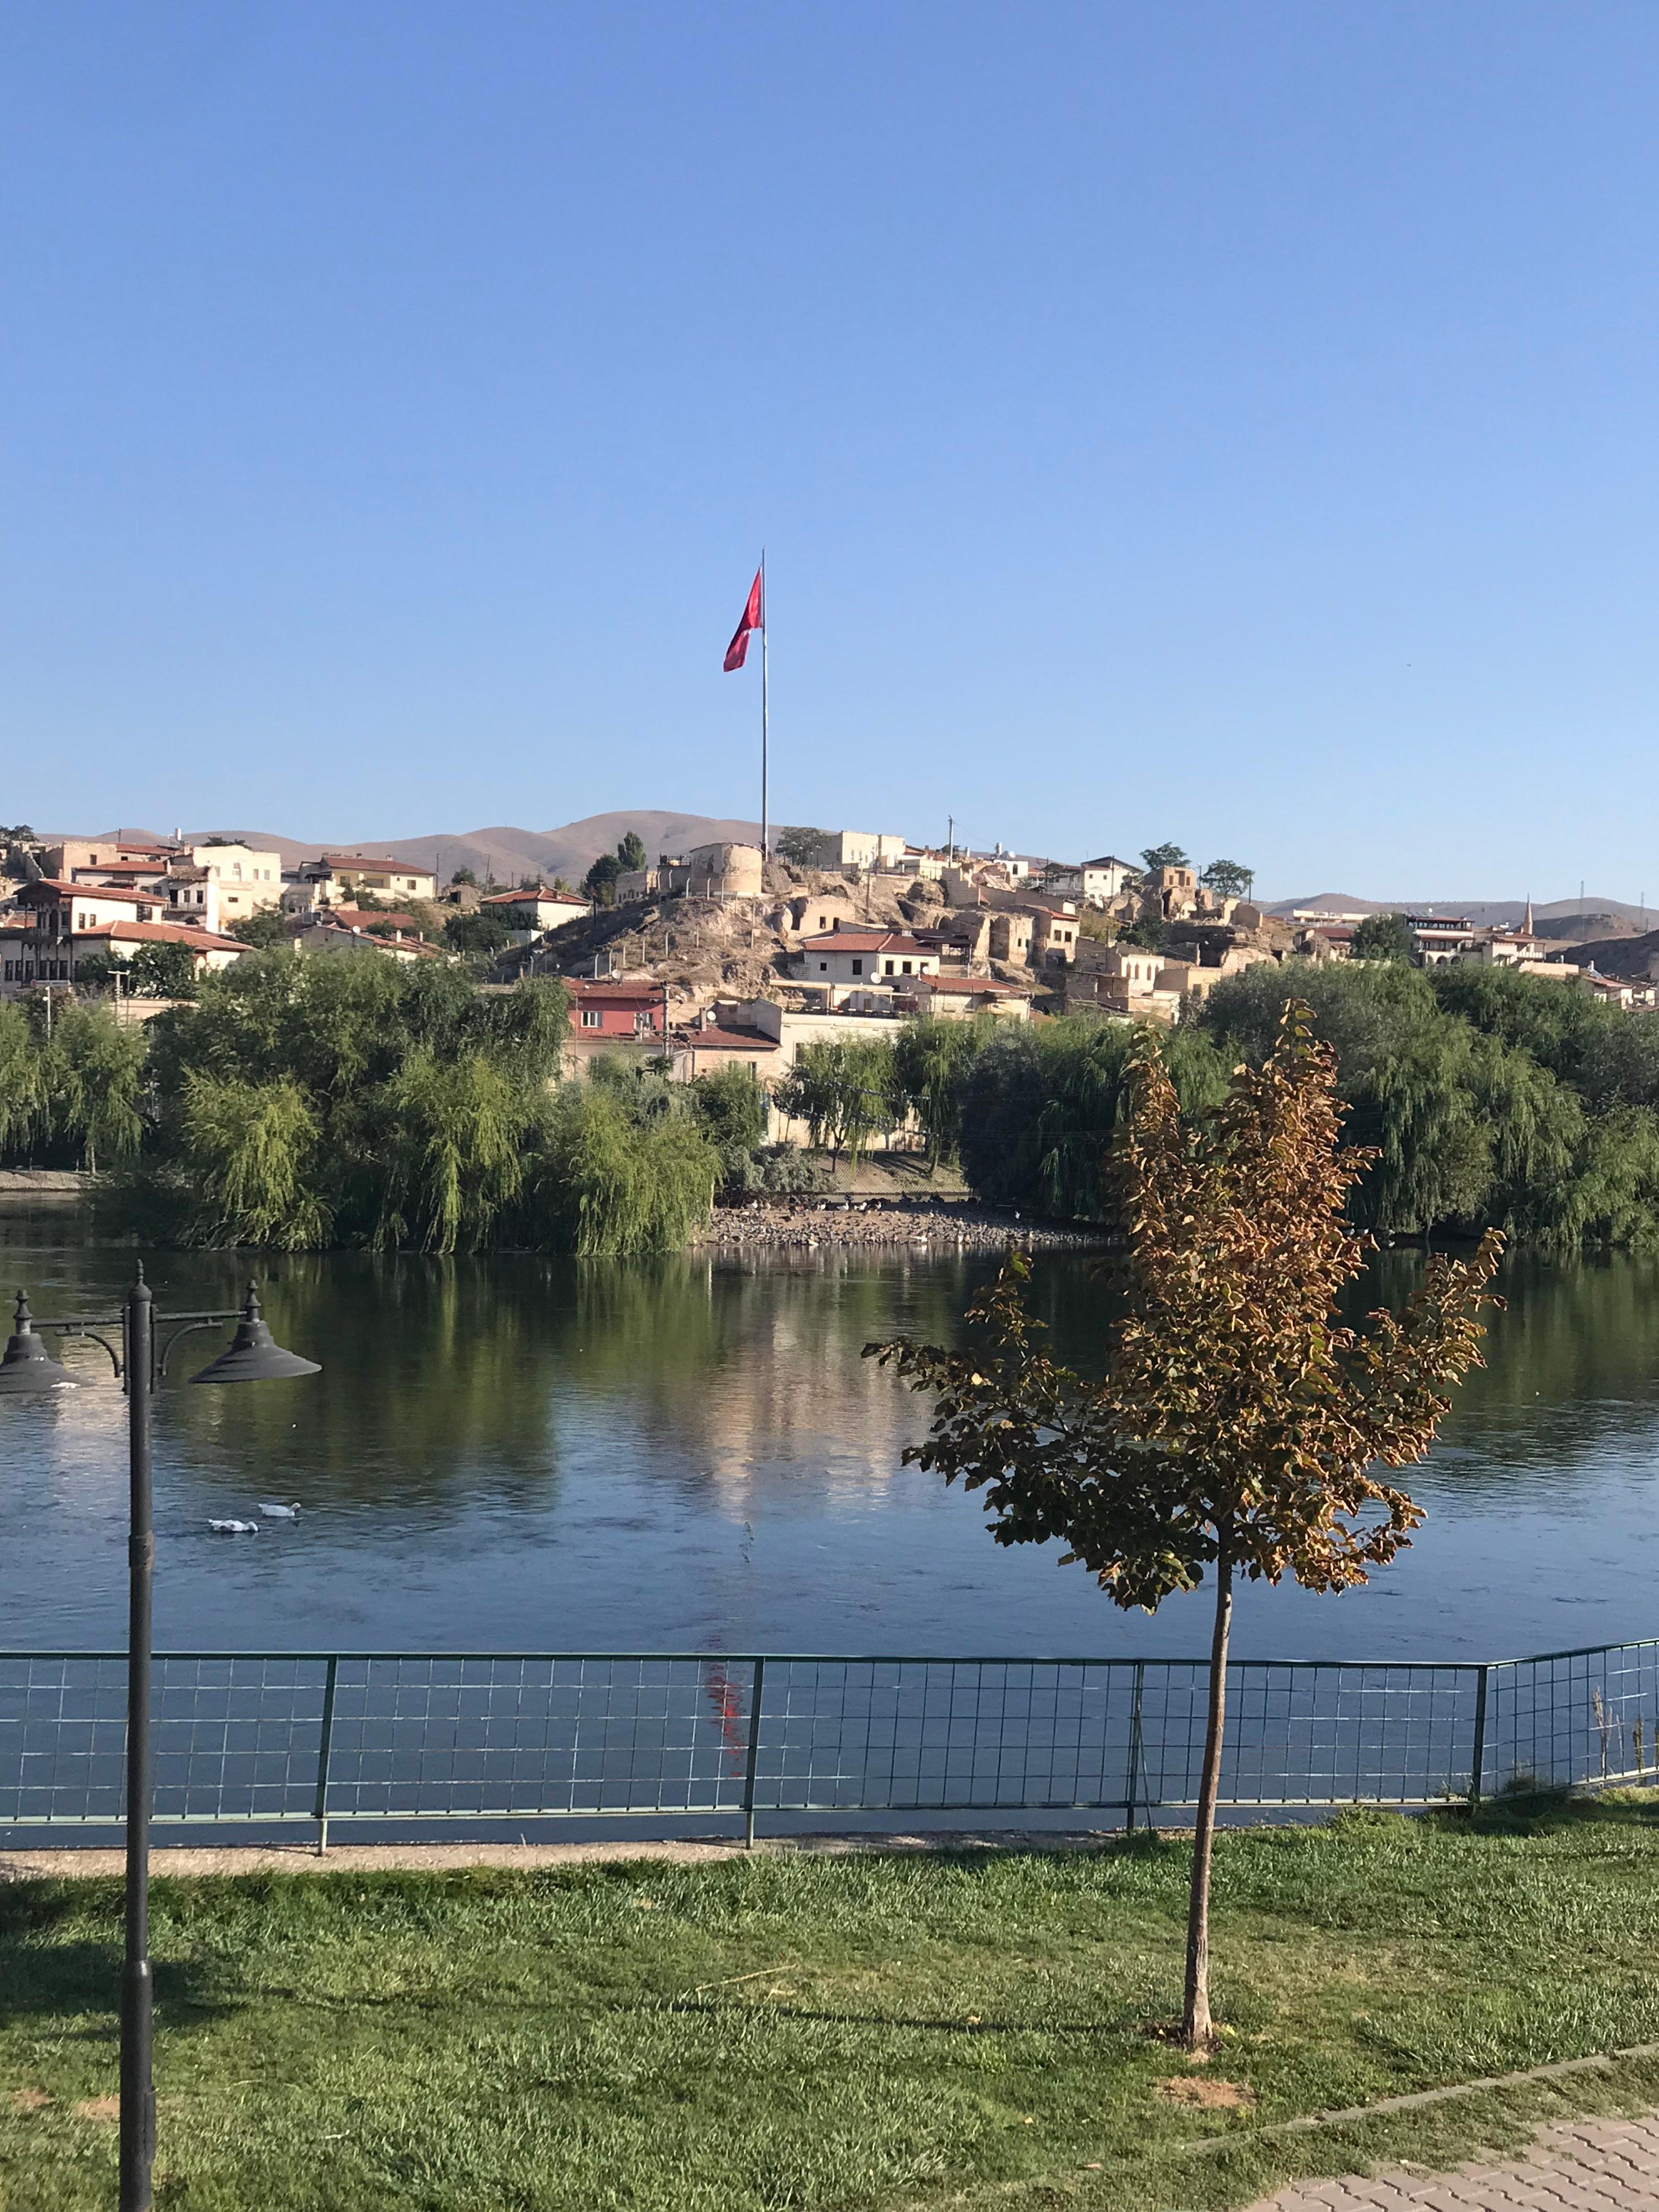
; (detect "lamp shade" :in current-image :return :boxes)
[189,1284,320,1386]
[0,1293,78,1393]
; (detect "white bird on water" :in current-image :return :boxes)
[258,1502,302,1519]
[208,1519,259,1536]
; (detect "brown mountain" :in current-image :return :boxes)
[72,810,763,888]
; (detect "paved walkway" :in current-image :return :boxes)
[1248,2112,1659,2209]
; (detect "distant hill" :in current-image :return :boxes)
[1566,928,1659,980]
[1269,893,1658,931]
[67,811,764,888]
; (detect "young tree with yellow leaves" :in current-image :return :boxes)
[868,1008,1502,2046]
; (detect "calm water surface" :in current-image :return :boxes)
[0,1205,1654,1662]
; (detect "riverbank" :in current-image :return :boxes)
[7,1797,1659,2210]
[0,1168,91,1197]
[698,1198,1111,1251]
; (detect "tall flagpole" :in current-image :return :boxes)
[759,548,769,862]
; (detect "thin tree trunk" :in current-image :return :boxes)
[1183,1540,1233,2047]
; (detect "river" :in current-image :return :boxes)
[0,1204,1654,1663]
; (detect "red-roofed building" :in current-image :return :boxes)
[561,977,670,1070]
[795,928,941,988]
[480,887,589,932]
[283,852,437,915]
[1,879,247,995]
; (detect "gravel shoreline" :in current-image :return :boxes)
[696,1202,1109,1252]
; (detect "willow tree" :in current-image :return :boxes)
[869,1009,1501,2046]
[776,1038,897,1167]
[43,1005,146,1172]
[176,1071,331,1248]
[526,1085,719,1255]
[0,1002,45,1161]
[893,1015,992,1171]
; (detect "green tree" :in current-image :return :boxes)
[0,1002,46,1160]
[127,941,199,998]
[69,951,122,994]
[1119,913,1167,951]
[449,866,478,888]
[1432,962,1612,1082]
[1199,859,1253,898]
[584,852,622,907]
[955,1017,1228,1219]
[443,910,514,956]
[689,1062,770,1182]
[616,831,648,873]
[893,1015,994,1170]
[870,1014,1501,2046]
[1140,843,1189,872]
[373,1050,533,1252]
[522,1084,717,1253]
[127,957,571,1254]
[175,1071,331,1247]
[776,827,828,868]
[1348,912,1417,964]
[227,909,291,949]
[42,1005,145,1172]
[775,1038,898,1168]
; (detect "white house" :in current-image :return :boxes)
[0,881,245,995]
[796,928,941,988]
[283,853,438,915]
[814,830,908,872]
[183,842,285,918]
[1079,855,1139,904]
[478,888,590,932]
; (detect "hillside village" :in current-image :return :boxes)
[2,823,1654,1150]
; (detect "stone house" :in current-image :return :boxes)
[283,853,438,916]
[616,841,764,903]
[812,830,907,872]
[988,910,1035,965]
[1027,904,1081,966]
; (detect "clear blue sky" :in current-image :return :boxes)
[3,3,1656,901]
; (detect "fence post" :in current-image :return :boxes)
[313,1656,338,1855]
[1468,1663,1489,1812]
[743,1657,766,1849]
[1125,1662,1146,1833]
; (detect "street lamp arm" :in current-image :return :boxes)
[18,1305,249,1385]
[155,1317,233,1379]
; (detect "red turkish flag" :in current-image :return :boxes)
[723,567,764,670]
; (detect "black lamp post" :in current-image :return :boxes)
[0,1266,319,2212]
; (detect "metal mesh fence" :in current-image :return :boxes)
[1,1641,1654,1839]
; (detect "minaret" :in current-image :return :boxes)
[1523,895,1533,937]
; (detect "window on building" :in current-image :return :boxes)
[581,1008,602,1028]
[819,961,828,972]
[851,958,863,975]
[884,960,895,975]
[902,960,912,974]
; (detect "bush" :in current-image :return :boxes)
[728,1142,835,1197]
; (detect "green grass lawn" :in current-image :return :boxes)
[9,1797,1659,2211]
